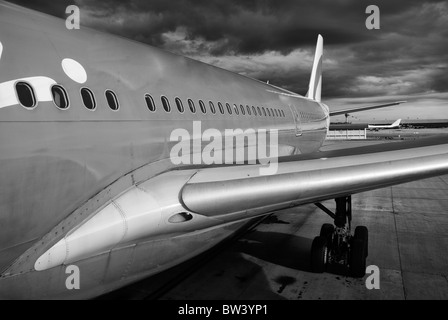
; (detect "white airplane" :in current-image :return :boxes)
[368,119,402,130]
[1,1,448,299]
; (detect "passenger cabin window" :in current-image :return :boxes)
[51,85,69,109]
[175,97,184,113]
[188,99,196,113]
[105,90,119,111]
[218,102,225,114]
[267,108,271,117]
[240,105,245,115]
[233,104,239,115]
[209,101,216,114]
[226,103,232,114]
[145,94,156,112]
[161,96,171,112]
[257,107,262,116]
[199,100,207,114]
[15,82,36,109]
[252,106,257,116]
[262,107,266,116]
[81,88,96,110]
[246,105,251,115]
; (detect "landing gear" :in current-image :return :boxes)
[310,236,328,273]
[310,196,369,277]
[350,238,367,277]
[319,223,334,240]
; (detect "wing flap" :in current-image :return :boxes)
[181,140,448,217]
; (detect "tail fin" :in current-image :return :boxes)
[392,119,401,127]
[306,34,323,102]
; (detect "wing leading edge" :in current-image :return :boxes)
[181,137,448,217]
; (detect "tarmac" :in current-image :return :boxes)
[102,134,448,300]
[157,174,448,300]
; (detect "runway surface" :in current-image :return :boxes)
[101,136,448,300]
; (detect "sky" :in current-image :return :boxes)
[8,0,448,122]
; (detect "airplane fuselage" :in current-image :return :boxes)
[0,2,329,299]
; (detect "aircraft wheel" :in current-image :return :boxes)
[310,236,328,273]
[350,238,366,278]
[320,223,334,241]
[354,226,368,257]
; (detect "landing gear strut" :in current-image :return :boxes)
[311,196,368,277]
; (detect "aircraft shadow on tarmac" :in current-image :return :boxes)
[99,212,354,299]
[236,230,353,277]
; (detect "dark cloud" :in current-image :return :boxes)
[8,0,73,18]
[8,0,448,100]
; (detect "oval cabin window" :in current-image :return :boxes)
[209,101,216,114]
[226,103,232,114]
[15,82,36,109]
[233,104,239,115]
[199,100,207,114]
[105,90,119,111]
[175,97,184,113]
[188,99,196,113]
[145,94,156,112]
[161,96,171,112]
[218,102,225,114]
[51,85,69,109]
[81,88,96,110]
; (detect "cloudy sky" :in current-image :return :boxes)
[9,0,448,121]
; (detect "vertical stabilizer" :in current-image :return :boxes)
[392,119,402,127]
[306,35,323,102]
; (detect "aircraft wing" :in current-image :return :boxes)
[180,136,448,216]
[32,136,448,272]
[329,101,406,116]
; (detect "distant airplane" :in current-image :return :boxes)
[368,119,402,130]
[1,1,448,299]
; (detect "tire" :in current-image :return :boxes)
[354,226,368,257]
[350,238,366,277]
[310,236,328,273]
[320,223,334,240]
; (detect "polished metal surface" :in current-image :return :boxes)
[182,143,448,216]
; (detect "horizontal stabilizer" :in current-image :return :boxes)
[330,101,406,116]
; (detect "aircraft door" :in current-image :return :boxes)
[288,105,302,136]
